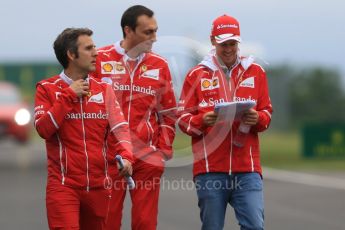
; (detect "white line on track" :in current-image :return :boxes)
[263,167,345,191]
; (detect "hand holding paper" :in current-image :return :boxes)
[214,101,256,122]
[214,101,256,147]
[241,109,259,126]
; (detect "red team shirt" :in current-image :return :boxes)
[177,52,273,177]
[34,73,133,190]
[91,42,177,164]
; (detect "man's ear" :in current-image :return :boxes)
[124,26,133,38]
[210,36,216,46]
[67,50,75,62]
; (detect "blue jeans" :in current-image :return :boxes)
[195,172,264,230]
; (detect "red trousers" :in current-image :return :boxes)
[105,159,164,230]
[46,180,112,230]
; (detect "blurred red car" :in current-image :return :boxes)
[0,81,31,143]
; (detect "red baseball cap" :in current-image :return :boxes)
[211,14,241,43]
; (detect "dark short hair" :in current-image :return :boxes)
[121,5,154,38]
[53,28,93,69]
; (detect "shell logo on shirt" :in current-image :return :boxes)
[201,77,220,91]
[202,80,211,89]
[101,61,126,75]
[102,63,113,73]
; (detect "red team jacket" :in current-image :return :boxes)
[177,52,273,177]
[34,72,133,190]
[91,42,177,163]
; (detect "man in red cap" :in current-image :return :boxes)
[177,14,273,230]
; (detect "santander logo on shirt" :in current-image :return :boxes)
[113,82,156,96]
[199,97,226,107]
[65,110,109,120]
[234,96,257,103]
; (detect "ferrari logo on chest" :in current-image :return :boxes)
[141,65,147,72]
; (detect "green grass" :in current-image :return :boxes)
[173,129,345,171]
[172,130,193,157]
[32,127,345,171]
[260,130,345,171]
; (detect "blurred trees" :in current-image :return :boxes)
[0,62,344,131]
[267,65,345,130]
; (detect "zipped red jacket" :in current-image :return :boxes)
[177,51,273,177]
[34,72,133,190]
[91,42,177,163]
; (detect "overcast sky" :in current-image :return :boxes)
[1,0,344,75]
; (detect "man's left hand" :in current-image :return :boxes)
[242,109,258,126]
[118,159,133,176]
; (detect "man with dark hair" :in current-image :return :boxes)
[53,28,93,69]
[120,5,154,38]
[34,27,133,230]
[91,5,177,230]
[178,15,273,230]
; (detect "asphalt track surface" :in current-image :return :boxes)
[0,140,344,230]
